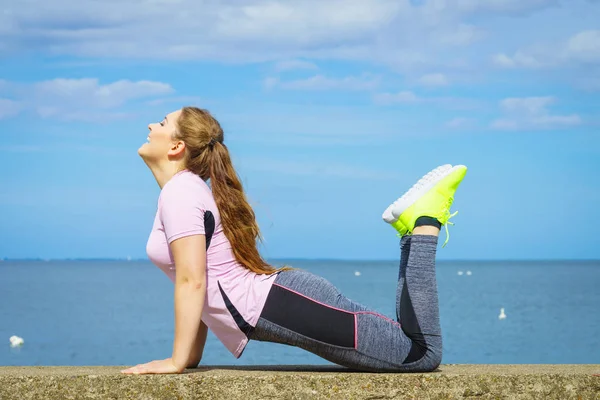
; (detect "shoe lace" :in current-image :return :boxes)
[441,196,459,248]
[395,200,458,246]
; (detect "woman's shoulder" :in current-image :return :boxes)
[159,170,212,205]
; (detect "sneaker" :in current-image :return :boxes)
[382,164,467,247]
[382,164,452,227]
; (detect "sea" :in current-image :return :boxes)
[1,259,599,367]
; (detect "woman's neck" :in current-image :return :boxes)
[146,161,186,189]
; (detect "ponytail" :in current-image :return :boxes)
[177,107,289,274]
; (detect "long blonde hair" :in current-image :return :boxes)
[175,106,288,275]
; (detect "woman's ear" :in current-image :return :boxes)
[168,140,186,157]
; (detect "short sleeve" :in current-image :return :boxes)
[159,180,206,244]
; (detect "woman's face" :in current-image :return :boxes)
[138,109,182,161]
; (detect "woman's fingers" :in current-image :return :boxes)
[121,363,147,374]
[121,360,162,374]
[121,358,179,375]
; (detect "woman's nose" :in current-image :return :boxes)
[148,124,152,131]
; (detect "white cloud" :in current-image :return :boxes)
[436,24,484,46]
[373,90,481,110]
[2,78,174,121]
[2,0,596,97]
[492,51,546,68]
[213,1,399,44]
[491,96,582,130]
[566,30,600,63]
[34,78,172,107]
[492,53,516,68]
[445,117,474,128]
[274,59,319,72]
[493,30,600,69]
[418,73,449,87]
[452,0,559,15]
[263,77,281,90]
[373,91,420,104]
[265,74,380,91]
[0,0,402,60]
[0,0,569,73]
[0,99,22,120]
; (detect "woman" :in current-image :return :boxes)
[121,107,467,375]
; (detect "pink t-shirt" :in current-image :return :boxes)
[146,169,277,358]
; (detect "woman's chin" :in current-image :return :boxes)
[137,143,149,157]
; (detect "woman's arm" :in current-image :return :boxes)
[170,234,208,372]
[186,320,208,368]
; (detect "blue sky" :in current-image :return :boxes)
[0,0,598,260]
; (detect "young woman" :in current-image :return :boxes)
[121,107,467,375]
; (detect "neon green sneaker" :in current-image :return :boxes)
[382,164,467,247]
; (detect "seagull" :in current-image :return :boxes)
[354,271,361,277]
[466,270,472,276]
[498,308,507,320]
[457,271,464,276]
[9,336,24,347]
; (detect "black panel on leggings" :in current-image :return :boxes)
[400,279,427,363]
[260,284,355,348]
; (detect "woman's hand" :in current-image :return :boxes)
[120,358,183,375]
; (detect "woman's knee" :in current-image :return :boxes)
[419,343,443,372]
[399,340,442,372]
[422,336,443,371]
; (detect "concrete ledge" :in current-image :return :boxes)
[1,365,598,399]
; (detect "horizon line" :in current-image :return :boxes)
[1,257,599,263]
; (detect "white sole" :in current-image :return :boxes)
[382,164,456,223]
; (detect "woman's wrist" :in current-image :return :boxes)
[186,350,202,368]
[171,354,190,372]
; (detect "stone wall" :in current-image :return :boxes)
[1,364,598,399]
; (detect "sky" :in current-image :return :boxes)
[0,0,598,261]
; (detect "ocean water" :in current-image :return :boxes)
[1,259,598,367]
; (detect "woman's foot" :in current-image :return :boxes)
[382,164,467,247]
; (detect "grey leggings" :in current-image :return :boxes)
[248,235,443,372]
